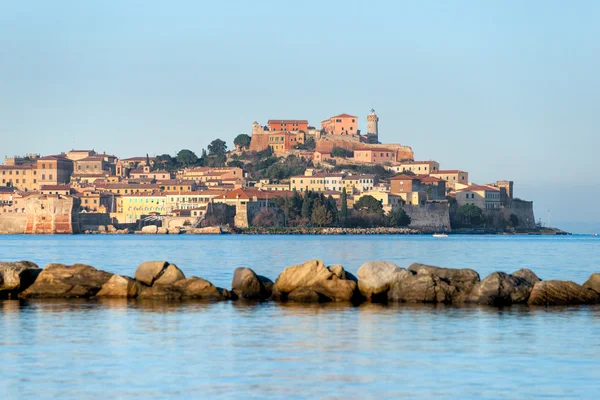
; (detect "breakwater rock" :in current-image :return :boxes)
[3,259,600,307]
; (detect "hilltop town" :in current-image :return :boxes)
[0,110,536,234]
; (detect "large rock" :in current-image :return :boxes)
[528,280,599,306]
[0,261,41,299]
[96,275,142,298]
[157,227,168,234]
[153,264,186,286]
[134,261,169,286]
[311,279,358,302]
[258,275,274,298]
[20,263,113,298]
[168,228,181,235]
[388,271,457,303]
[141,225,158,234]
[583,273,600,294]
[288,287,322,302]
[512,268,541,286]
[231,267,269,300]
[186,227,222,234]
[408,263,480,292]
[357,261,411,302]
[467,272,532,306]
[274,260,334,294]
[139,277,230,301]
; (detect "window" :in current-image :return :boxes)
[49,174,53,180]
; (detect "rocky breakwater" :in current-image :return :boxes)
[3,258,600,308]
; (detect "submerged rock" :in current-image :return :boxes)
[528,280,599,306]
[357,261,411,302]
[139,277,230,301]
[0,261,41,299]
[467,272,532,306]
[97,275,142,298]
[20,263,113,298]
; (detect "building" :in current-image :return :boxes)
[268,131,305,153]
[431,170,469,190]
[213,188,274,208]
[290,170,346,193]
[129,165,172,180]
[353,147,397,164]
[456,184,502,210]
[164,190,226,214]
[66,150,96,161]
[342,174,377,193]
[267,119,309,132]
[254,179,291,191]
[0,164,38,192]
[120,192,167,223]
[321,113,358,135]
[3,154,40,166]
[390,174,424,195]
[366,109,379,144]
[179,167,243,182]
[94,182,160,195]
[419,176,447,201]
[35,155,74,187]
[156,180,197,192]
[74,155,115,176]
[389,160,440,175]
[77,190,114,213]
[40,185,71,196]
[357,190,404,213]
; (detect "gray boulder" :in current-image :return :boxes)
[153,264,186,286]
[0,261,41,299]
[529,280,599,306]
[134,261,169,286]
[388,271,457,303]
[139,277,230,301]
[512,268,542,286]
[467,272,532,306]
[20,263,113,298]
[408,263,480,292]
[97,275,142,298]
[583,273,600,295]
[232,267,269,300]
[357,261,411,302]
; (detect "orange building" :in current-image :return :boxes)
[321,113,358,135]
[268,131,305,153]
[36,155,74,187]
[267,119,309,132]
[431,170,469,190]
[353,147,397,164]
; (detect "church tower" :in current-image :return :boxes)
[366,109,379,144]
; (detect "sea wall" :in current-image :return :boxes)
[79,213,113,232]
[24,195,80,234]
[402,203,450,232]
[0,214,26,234]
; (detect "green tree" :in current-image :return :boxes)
[326,195,338,223]
[208,139,227,157]
[233,134,252,150]
[331,147,353,158]
[227,160,244,168]
[145,153,151,166]
[176,149,199,166]
[353,195,384,214]
[154,154,178,171]
[456,204,483,226]
[312,202,333,227]
[386,208,411,227]
[340,188,348,219]
[301,196,312,220]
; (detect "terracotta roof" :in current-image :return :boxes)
[268,119,309,124]
[356,147,395,152]
[419,176,445,183]
[390,174,420,181]
[433,170,466,174]
[40,185,71,191]
[217,188,274,201]
[457,184,499,192]
[0,165,34,170]
[38,155,70,161]
[325,113,357,120]
[397,160,438,165]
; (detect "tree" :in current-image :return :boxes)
[331,147,353,158]
[456,204,483,226]
[509,213,519,228]
[354,195,384,214]
[233,134,251,150]
[176,149,198,166]
[326,195,338,223]
[145,153,151,167]
[340,188,348,219]
[387,208,411,227]
[312,202,333,227]
[208,139,227,157]
[227,160,244,169]
[252,208,279,227]
[301,196,312,220]
[154,154,178,171]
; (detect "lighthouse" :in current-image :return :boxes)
[366,109,379,144]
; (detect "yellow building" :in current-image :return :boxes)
[357,190,404,213]
[120,192,167,223]
[389,160,440,175]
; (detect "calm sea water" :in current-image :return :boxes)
[1,235,599,399]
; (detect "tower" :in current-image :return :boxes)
[366,109,379,144]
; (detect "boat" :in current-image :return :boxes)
[433,233,448,238]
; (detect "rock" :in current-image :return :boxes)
[528,280,600,306]
[232,267,268,300]
[0,261,41,299]
[258,275,274,298]
[274,260,334,294]
[96,275,142,298]
[408,263,480,293]
[134,261,169,286]
[141,225,158,234]
[512,268,541,286]
[288,287,323,302]
[168,228,181,235]
[20,263,113,298]
[467,272,532,306]
[311,279,358,302]
[138,277,230,301]
[116,228,129,234]
[107,225,117,233]
[157,227,168,234]
[153,264,186,286]
[186,226,221,234]
[329,264,346,280]
[583,273,600,294]
[388,271,457,303]
[357,261,412,302]
[97,225,106,233]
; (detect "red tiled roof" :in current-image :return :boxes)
[390,174,419,181]
[330,113,357,119]
[457,184,499,192]
[267,119,309,124]
[433,170,466,174]
[356,147,395,152]
[40,185,71,191]
[419,176,444,183]
[398,160,438,165]
[217,188,275,201]
[0,165,34,170]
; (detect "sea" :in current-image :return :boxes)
[1,234,599,399]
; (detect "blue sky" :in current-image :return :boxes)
[0,1,598,232]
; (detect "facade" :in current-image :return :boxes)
[290,170,347,193]
[268,131,305,153]
[431,170,469,190]
[129,166,171,180]
[179,167,243,182]
[357,191,404,213]
[419,176,447,201]
[94,183,160,195]
[366,109,379,144]
[156,180,197,192]
[267,119,309,132]
[321,113,358,135]
[456,184,502,210]
[389,160,440,175]
[353,148,396,164]
[121,192,167,223]
[35,155,74,187]
[390,174,424,194]
[74,155,115,176]
[164,190,226,213]
[66,150,96,161]
[342,174,377,193]
[40,185,71,196]
[0,164,38,192]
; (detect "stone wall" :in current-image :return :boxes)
[249,133,270,152]
[0,214,27,234]
[79,213,114,232]
[402,203,451,232]
[501,199,536,229]
[24,195,80,234]
[204,203,235,227]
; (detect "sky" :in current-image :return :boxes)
[0,1,598,233]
